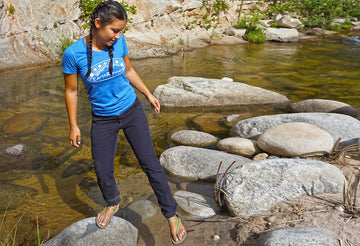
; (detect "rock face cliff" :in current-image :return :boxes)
[0,0,258,71]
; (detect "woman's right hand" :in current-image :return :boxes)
[69,126,81,148]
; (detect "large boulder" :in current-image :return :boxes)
[159,146,252,181]
[153,77,289,107]
[42,217,138,246]
[230,113,360,142]
[265,28,299,42]
[260,227,337,246]
[288,99,359,117]
[221,158,345,217]
[257,122,334,157]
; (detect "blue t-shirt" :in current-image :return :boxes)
[62,35,136,116]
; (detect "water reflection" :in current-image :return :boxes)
[0,34,359,244]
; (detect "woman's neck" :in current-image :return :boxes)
[85,34,106,51]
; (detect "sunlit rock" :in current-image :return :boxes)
[265,28,299,42]
[159,146,252,181]
[221,158,345,217]
[170,130,219,147]
[257,122,334,157]
[153,77,289,107]
[42,217,138,246]
[231,113,360,143]
[217,137,260,156]
[260,227,337,246]
[288,99,359,117]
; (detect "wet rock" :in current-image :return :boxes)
[153,77,289,107]
[2,112,48,136]
[42,217,138,246]
[159,146,252,181]
[257,122,334,157]
[170,130,219,147]
[265,28,299,42]
[221,158,345,217]
[230,113,360,143]
[0,144,43,172]
[217,137,260,156]
[0,183,38,210]
[260,227,337,246]
[275,14,303,29]
[121,200,158,221]
[62,159,93,178]
[6,144,24,156]
[288,99,359,117]
[174,191,220,218]
[190,113,228,135]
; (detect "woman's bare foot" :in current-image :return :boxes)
[168,214,187,244]
[96,204,119,229]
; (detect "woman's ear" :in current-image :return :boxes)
[94,18,102,29]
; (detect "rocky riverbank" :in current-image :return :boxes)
[1,0,360,71]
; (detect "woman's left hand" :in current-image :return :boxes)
[147,94,161,113]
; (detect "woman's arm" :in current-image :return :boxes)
[124,55,160,113]
[64,73,81,147]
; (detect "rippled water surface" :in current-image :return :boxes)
[0,33,359,244]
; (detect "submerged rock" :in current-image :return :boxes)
[260,227,337,246]
[2,112,48,136]
[153,77,289,107]
[257,122,334,157]
[42,217,138,246]
[230,113,360,142]
[0,183,38,210]
[159,146,252,181]
[221,158,345,217]
[121,200,158,221]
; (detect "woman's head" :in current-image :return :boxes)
[86,0,128,77]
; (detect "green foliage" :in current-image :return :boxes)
[244,27,266,43]
[53,22,58,28]
[6,4,15,15]
[201,0,229,28]
[59,35,74,55]
[263,0,360,28]
[79,0,137,29]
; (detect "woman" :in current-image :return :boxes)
[62,0,186,244]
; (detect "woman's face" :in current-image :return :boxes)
[95,18,127,47]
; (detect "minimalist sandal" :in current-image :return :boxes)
[168,214,187,245]
[95,204,119,229]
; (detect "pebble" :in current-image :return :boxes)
[211,235,220,241]
[334,204,345,212]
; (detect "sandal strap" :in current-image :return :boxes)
[107,205,118,212]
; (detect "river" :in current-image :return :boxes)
[0,33,359,245]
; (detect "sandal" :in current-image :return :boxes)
[168,214,187,245]
[95,204,119,229]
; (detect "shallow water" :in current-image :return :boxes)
[0,33,360,245]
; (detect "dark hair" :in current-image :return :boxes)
[86,0,128,78]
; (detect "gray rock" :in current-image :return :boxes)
[230,113,360,143]
[217,137,260,156]
[221,158,345,217]
[170,130,219,147]
[153,76,289,107]
[260,227,337,246]
[174,191,220,218]
[6,144,24,156]
[159,146,252,181]
[121,200,158,220]
[42,217,138,246]
[257,122,334,157]
[275,14,303,29]
[265,28,299,42]
[289,99,359,117]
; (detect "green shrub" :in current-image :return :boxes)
[244,28,266,43]
[6,4,15,15]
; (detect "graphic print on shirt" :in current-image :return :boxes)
[88,58,125,82]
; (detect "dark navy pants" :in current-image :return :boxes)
[91,97,177,219]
